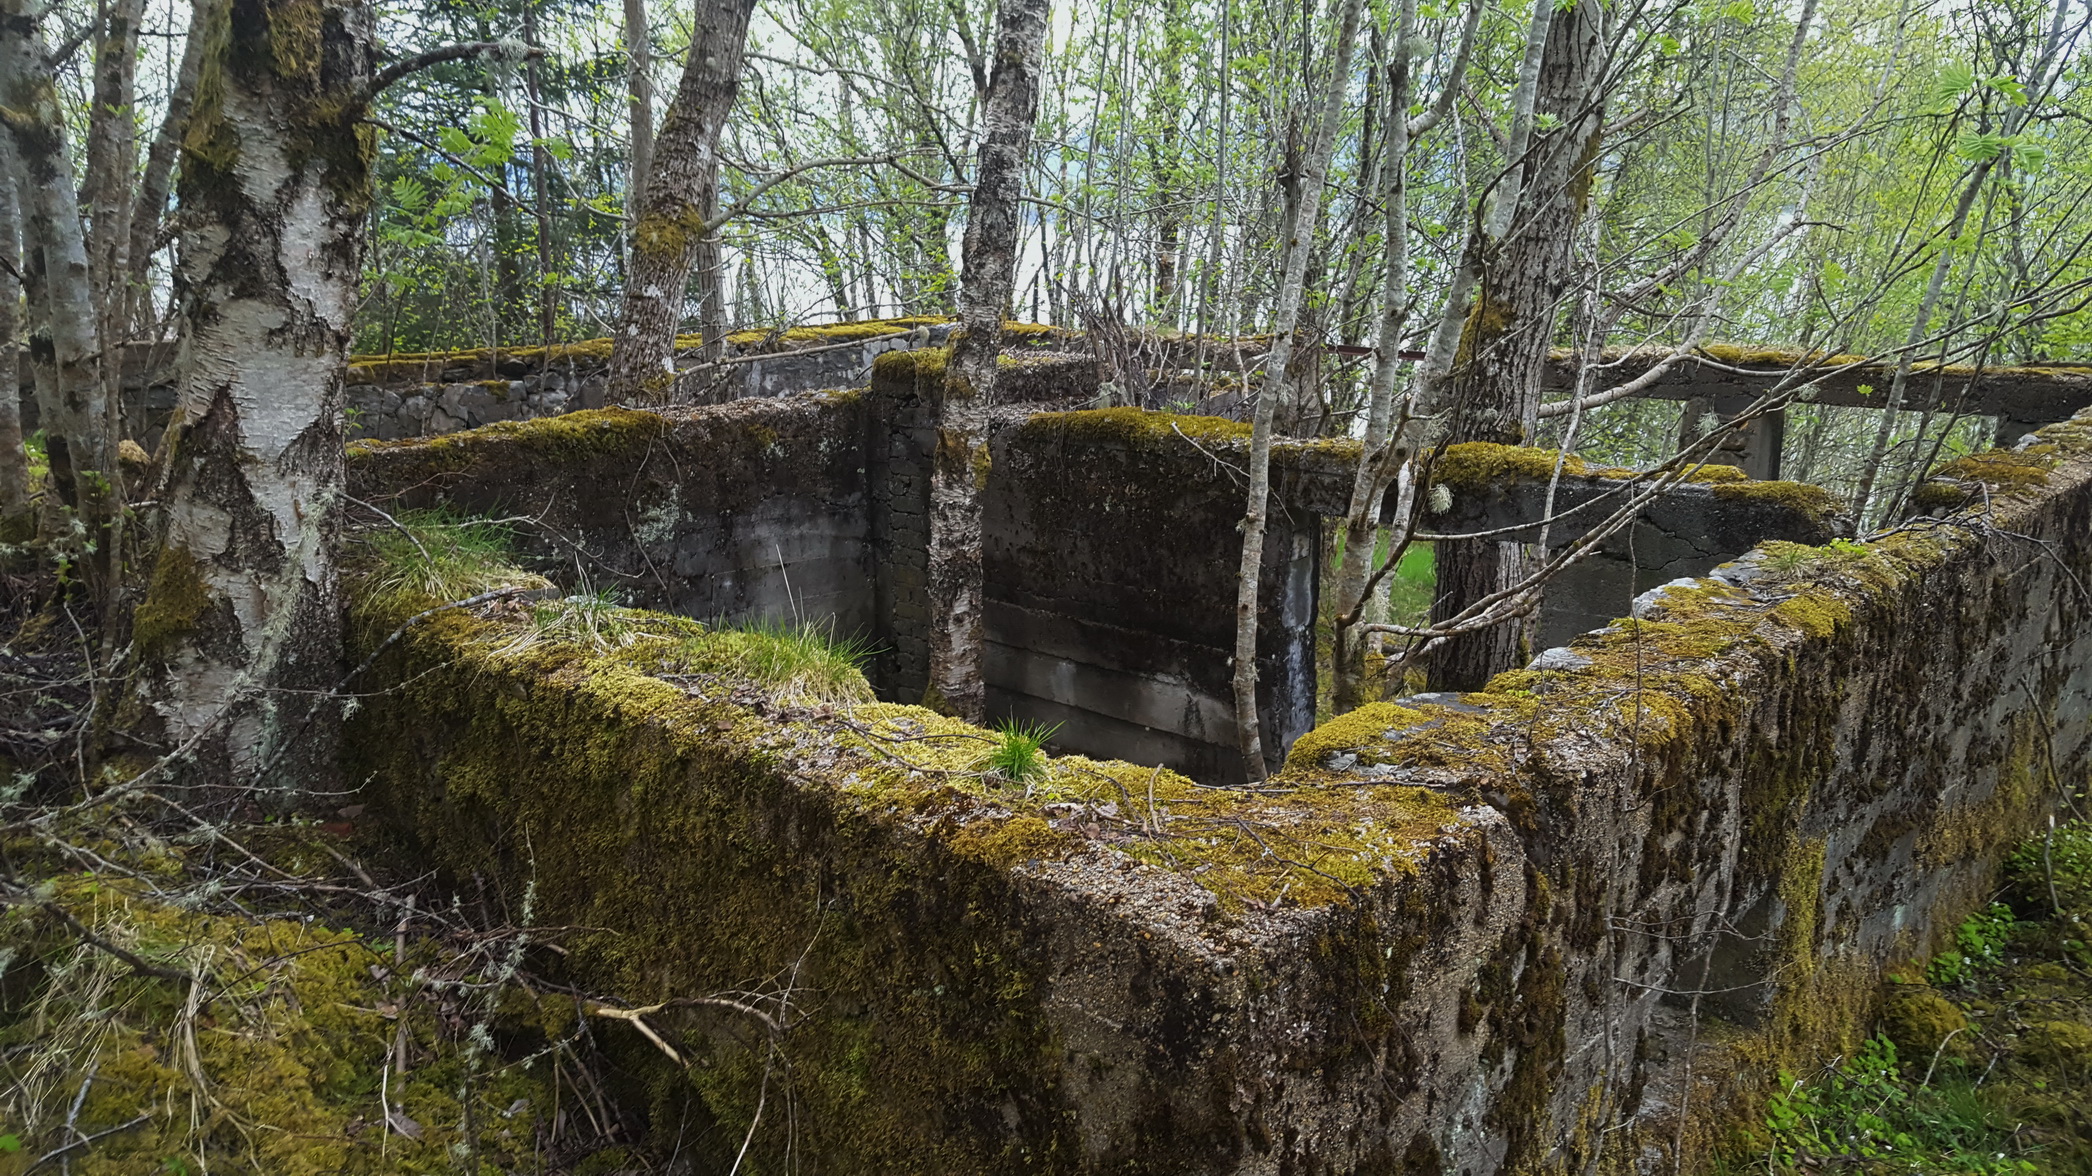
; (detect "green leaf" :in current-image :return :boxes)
[1985,73,2027,105]
[389,176,429,212]
[1954,129,2008,162]
[437,127,474,156]
[1719,0,1754,20]
[0,1135,20,1153]
[1931,63,1976,112]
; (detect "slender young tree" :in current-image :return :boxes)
[625,0,655,212]
[86,0,145,336]
[921,0,1052,721]
[0,142,25,533]
[1326,0,1481,713]
[126,1,208,339]
[123,0,379,787]
[1230,0,1365,778]
[1852,0,2075,522]
[606,0,757,401]
[0,0,114,566]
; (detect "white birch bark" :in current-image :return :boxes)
[123,0,376,789]
[0,141,25,531]
[920,0,1050,722]
[0,0,113,553]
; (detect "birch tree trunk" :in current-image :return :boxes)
[0,150,26,534]
[606,0,756,402]
[0,0,114,563]
[1229,0,1364,778]
[624,0,654,213]
[920,0,1050,722]
[694,177,727,377]
[125,0,207,338]
[1848,166,1989,523]
[86,0,144,334]
[1327,0,1481,712]
[1329,0,1418,715]
[1426,0,1606,692]
[123,0,375,790]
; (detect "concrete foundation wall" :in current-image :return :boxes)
[345,396,878,636]
[349,388,1858,787]
[1275,411,2092,1171]
[985,412,1319,784]
[345,407,2092,1175]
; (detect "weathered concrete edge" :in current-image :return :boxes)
[1278,408,2092,1168]
[340,564,1511,1172]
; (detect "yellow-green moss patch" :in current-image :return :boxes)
[1018,406,1252,450]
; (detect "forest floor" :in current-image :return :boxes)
[0,566,678,1174]
[1719,816,2092,1175]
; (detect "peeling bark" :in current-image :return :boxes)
[124,0,375,790]
[606,0,756,402]
[920,0,1049,722]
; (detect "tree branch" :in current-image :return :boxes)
[367,42,542,101]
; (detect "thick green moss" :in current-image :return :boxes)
[1017,405,1251,450]
[1428,443,1824,513]
[726,315,949,348]
[1432,442,1588,488]
[1910,444,2063,514]
[347,406,666,468]
[871,344,949,385]
[0,873,553,1174]
[334,535,1504,1163]
[130,545,213,664]
[1709,477,1846,521]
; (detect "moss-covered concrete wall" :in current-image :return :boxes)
[1275,409,2092,1169]
[344,391,2092,1171]
[343,573,1530,1174]
[345,383,1851,790]
[347,395,878,635]
[1534,344,2092,425]
[986,407,1320,784]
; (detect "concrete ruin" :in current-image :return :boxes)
[335,330,2092,1172]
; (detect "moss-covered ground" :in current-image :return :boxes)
[1718,818,2092,1174]
[0,866,593,1175]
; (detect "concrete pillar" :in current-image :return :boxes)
[1678,394,1784,481]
